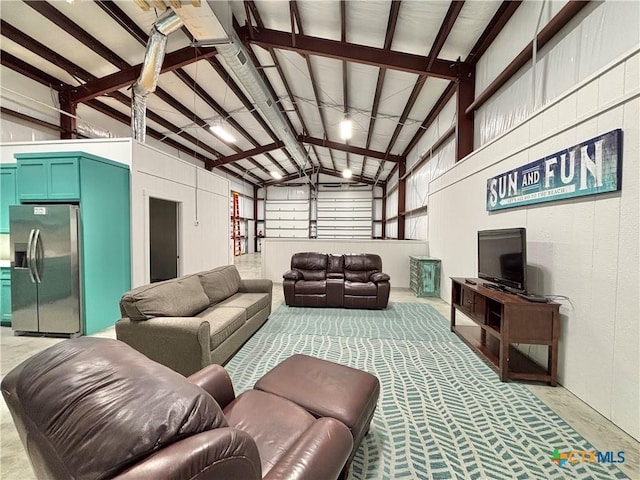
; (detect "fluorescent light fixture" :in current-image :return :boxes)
[340,117,352,140]
[210,125,236,143]
[270,171,282,180]
[342,168,352,179]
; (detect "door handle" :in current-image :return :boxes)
[32,229,42,284]
[27,228,36,284]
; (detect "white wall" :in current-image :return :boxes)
[262,238,429,288]
[428,49,639,440]
[130,142,230,287]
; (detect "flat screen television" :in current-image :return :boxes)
[477,228,527,292]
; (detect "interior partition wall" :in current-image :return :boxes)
[427,1,639,440]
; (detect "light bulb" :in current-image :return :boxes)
[340,117,352,140]
[270,171,282,180]
[210,125,236,143]
[342,168,352,179]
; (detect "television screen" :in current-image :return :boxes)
[477,228,527,291]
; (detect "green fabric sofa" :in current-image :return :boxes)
[116,265,272,376]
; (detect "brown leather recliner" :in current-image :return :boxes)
[283,252,390,309]
[1,337,353,480]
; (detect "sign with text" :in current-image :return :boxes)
[486,129,622,211]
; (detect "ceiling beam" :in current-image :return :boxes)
[263,168,315,186]
[70,46,218,103]
[360,0,401,178]
[317,168,375,186]
[215,142,284,166]
[290,1,336,171]
[0,50,66,91]
[382,1,465,158]
[395,0,523,167]
[238,25,470,80]
[299,136,403,163]
[467,1,522,65]
[340,0,349,170]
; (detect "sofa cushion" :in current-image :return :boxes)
[291,253,327,281]
[295,280,327,295]
[198,265,242,304]
[120,275,210,321]
[344,281,378,296]
[343,254,382,283]
[216,293,270,319]
[198,306,247,349]
[5,337,227,480]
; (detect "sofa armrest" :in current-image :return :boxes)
[239,279,273,294]
[114,428,261,480]
[188,364,236,409]
[282,269,302,281]
[370,272,390,283]
[262,418,352,480]
[115,317,211,377]
[327,273,344,280]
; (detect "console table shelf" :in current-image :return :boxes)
[450,278,560,386]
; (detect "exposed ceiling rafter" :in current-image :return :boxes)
[238,25,471,80]
[299,136,403,163]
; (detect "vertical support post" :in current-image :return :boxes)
[397,161,406,240]
[381,184,387,239]
[59,86,77,139]
[456,73,475,161]
[253,185,259,253]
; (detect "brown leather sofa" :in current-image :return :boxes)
[283,252,390,309]
[1,337,353,480]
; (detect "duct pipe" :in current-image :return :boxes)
[216,28,312,175]
[132,10,183,142]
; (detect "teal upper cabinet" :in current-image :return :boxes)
[0,165,18,233]
[16,154,80,202]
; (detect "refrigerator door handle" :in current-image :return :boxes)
[33,228,42,284]
[27,228,37,284]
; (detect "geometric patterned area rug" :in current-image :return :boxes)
[225,302,628,480]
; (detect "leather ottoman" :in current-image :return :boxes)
[254,354,380,477]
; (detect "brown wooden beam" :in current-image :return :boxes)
[467,0,589,114]
[299,136,403,163]
[239,25,470,80]
[70,47,218,103]
[215,142,284,166]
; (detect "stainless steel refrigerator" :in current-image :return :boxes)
[9,205,82,336]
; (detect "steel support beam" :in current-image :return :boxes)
[456,74,475,161]
[299,136,403,163]
[397,162,406,240]
[70,46,218,103]
[215,142,284,166]
[239,25,470,80]
[59,86,77,139]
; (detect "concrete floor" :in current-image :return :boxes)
[1,253,638,479]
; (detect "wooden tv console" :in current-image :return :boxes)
[450,278,560,386]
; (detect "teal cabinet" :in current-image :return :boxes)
[1,165,18,233]
[410,256,442,297]
[17,156,80,202]
[1,268,11,326]
[13,151,130,336]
